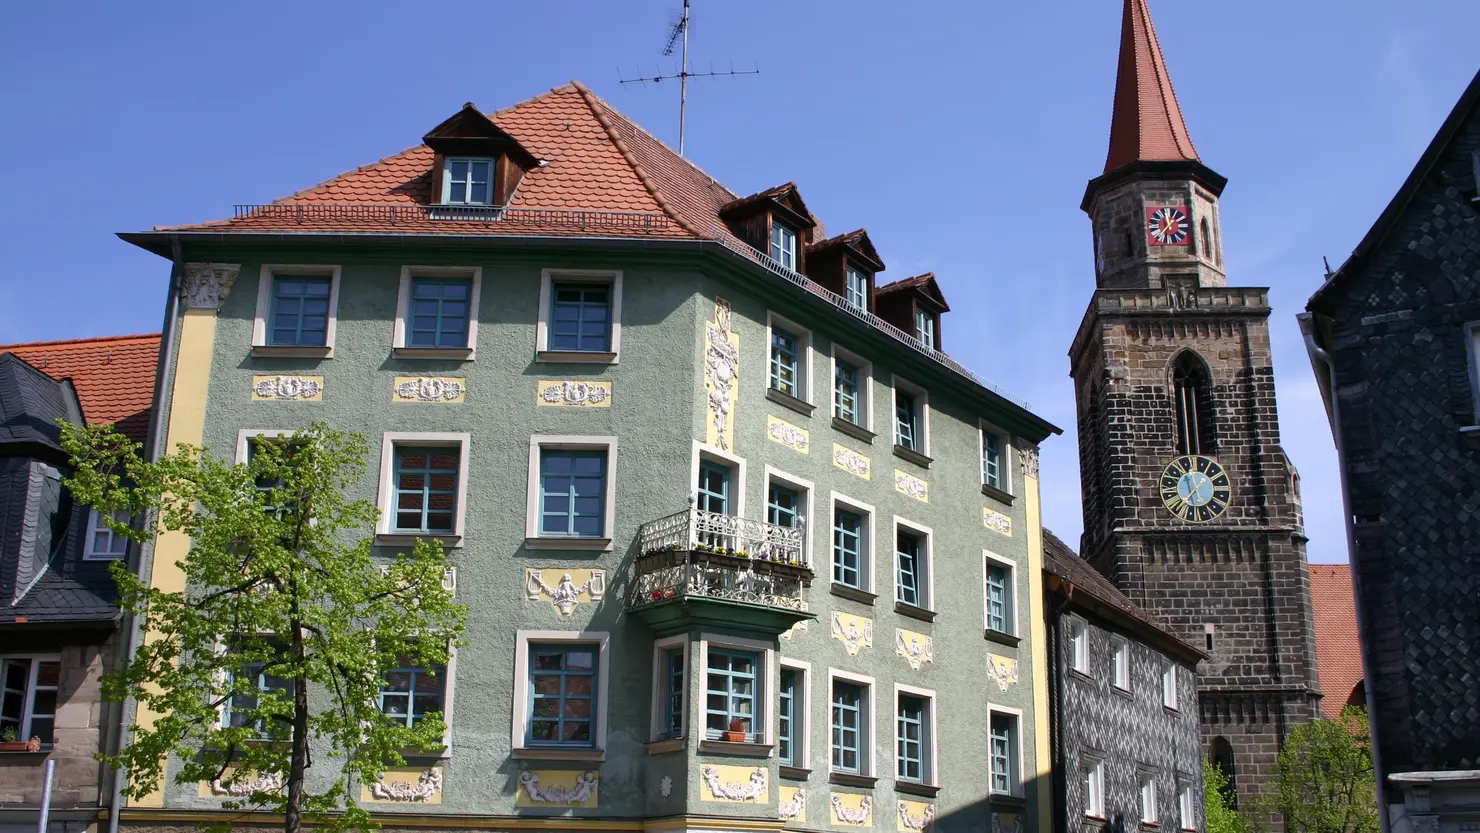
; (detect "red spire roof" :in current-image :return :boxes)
[1103,0,1199,173]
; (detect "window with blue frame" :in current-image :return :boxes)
[248,437,306,520]
[845,266,868,309]
[897,694,927,782]
[408,278,472,349]
[705,649,758,741]
[986,563,1013,634]
[990,712,1018,794]
[895,391,920,451]
[696,461,732,548]
[778,668,798,766]
[835,360,860,425]
[392,445,460,534]
[550,282,612,352]
[527,645,596,747]
[539,450,607,538]
[443,157,494,205]
[983,432,1003,490]
[223,638,291,736]
[770,327,800,397]
[832,507,864,589]
[896,530,923,607]
[268,276,331,347]
[768,482,800,530]
[661,648,685,740]
[379,660,447,728]
[831,680,863,773]
[770,223,798,270]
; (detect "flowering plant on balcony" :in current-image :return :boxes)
[694,542,750,558]
[649,588,676,601]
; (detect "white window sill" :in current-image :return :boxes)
[374,533,463,548]
[82,553,127,562]
[536,350,618,365]
[511,747,605,762]
[523,537,612,552]
[392,347,474,361]
[251,345,333,359]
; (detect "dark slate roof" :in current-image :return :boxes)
[0,353,83,455]
[1042,529,1205,663]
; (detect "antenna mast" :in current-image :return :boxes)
[620,0,758,156]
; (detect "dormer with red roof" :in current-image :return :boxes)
[875,273,950,351]
[804,229,885,313]
[718,183,818,273]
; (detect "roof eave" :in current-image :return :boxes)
[1081,159,1228,214]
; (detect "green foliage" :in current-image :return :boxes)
[63,421,467,833]
[1257,707,1378,833]
[1205,756,1252,833]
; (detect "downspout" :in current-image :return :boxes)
[1297,312,1390,833]
[108,237,184,833]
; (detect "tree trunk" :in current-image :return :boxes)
[286,623,309,833]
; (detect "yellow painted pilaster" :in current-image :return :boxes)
[133,264,238,807]
[1022,448,1051,833]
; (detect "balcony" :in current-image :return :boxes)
[629,509,816,637]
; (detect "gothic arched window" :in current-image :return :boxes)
[1173,351,1216,455]
[1199,219,1211,258]
[1210,736,1237,807]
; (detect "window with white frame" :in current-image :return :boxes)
[1179,782,1196,830]
[845,266,869,310]
[1113,637,1131,691]
[981,425,1010,494]
[1163,664,1180,710]
[376,433,471,543]
[537,269,623,361]
[832,347,872,430]
[378,657,448,730]
[651,636,687,742]
[1141,771,1160,824]
[988,709,1021,795]
[1069,618,1090,675]
[830,494,873,593]
[829,671,874,775]
[778,659,810,768]
[525,436,618,550]
[984,552,1016,636]
[895,686,935,785]
[513,630,610,754]
[1085,757,1106,818]
[766,314,811,404]
[392,266,482,357]
[892,379,929,457]
[771,222,798,269]
[442,157,495,205]
[84,507,130,560]
[700,635,772,746]
[0,657,60,746]
[765,467,812,562]
[252,265,342,354]
[220,636,291,738]
[894,518,933,611]
[915,309,935,350]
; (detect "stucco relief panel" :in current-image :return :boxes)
[525,569,606,616]
[831,612,873,656]
[704,297,739,451]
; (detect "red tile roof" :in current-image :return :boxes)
[877,273,950,312]
[1309,564,1364,719]
[0,334,160,443]
[1104,0,1200,173]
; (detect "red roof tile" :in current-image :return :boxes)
[1104,0,1200,173]
[1309,564,1365,718]
[877,273,950,312]
[0,334,160,443]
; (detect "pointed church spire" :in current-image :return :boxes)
[1104,0,1199,174]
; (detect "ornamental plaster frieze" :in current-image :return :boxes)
[1017,445,1040,480]
[525,569,606,615]
[516,770,599,807]
[778,787,806,822]
[392,377,466,403]
[831,612,873,656]
[699,765,767,802]
[538,380,611,407]
[366,768,442,803]
[704,297,739,450]
[182,263,240,310]
[896,629,934,670]
[251,375,324,401]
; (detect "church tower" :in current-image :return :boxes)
[1070,0,1322,809]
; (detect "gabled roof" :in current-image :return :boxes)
[1042,529,1205,663]
[0,354,82,454]
[1103,0,1200,173]
[1309,564,1364,719]
[0,334,160,443]
[876,273,950,312]
[422,102,540,169]
[807,229,886,274]
[719,182,816,230]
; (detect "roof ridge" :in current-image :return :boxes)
[569,81,705,238]
[0,332,161,350]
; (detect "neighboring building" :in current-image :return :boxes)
[1042,531,1205,833]
[0,333,160,833]
[1068,0,1321,810]
[118,83,1061,833]
[1300,69,1480,833]
[1307,566,1363,720]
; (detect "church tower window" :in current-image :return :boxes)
[1199,218,1211,259]
[1172,351,1215,455]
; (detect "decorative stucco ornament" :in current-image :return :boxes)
[251,375,323,401]
[779,788,806,821]
[700,765,767,802]
[704,297,739,450]
[370,769,441,802]
[780,620,808,641]
[1018,446,1040,479]
[538,380,611,407]
[394,377,466,403]
[987,654,1020,691]
[659,776,673,798]
[983,507,1013,537]
[518,770,599,805]
[210,772,282,796]
[767,415,810,454]
[831,612,874,656]
[894,470,929,502]
[525,569,605,615]
[992,811,1022,833]
[832,794,873,826]
[898,802,936,831]
[379,566,456,594]
[182,262,240,310]
[833,444,871,480]
[895,629,935,670]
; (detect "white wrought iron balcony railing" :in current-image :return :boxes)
[631,509,811,613]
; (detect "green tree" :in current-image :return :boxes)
[1205,756,1252,833]
[63,421,466,833]
[1260,707,1378,833]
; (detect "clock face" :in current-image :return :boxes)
[1146,206,1191,246]
[1159,455,1232,523]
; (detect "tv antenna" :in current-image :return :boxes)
[619,0,759,156]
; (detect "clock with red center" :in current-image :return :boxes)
[1146,206,1191,246]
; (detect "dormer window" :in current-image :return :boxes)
[443,158,495,206]
[771,223,798,270]
[915,310,936,350]
[846,266,869,309]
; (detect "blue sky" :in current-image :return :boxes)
[2,1,1476,563]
